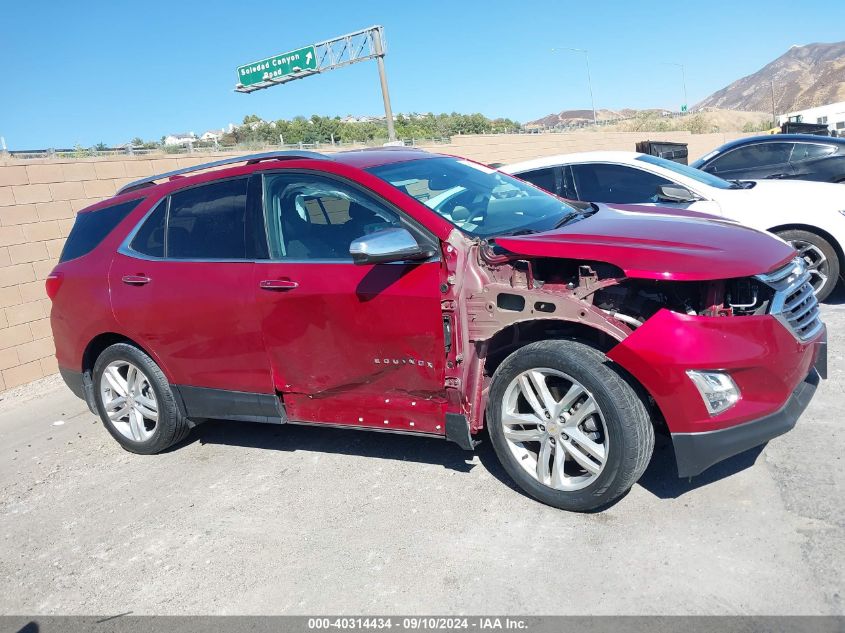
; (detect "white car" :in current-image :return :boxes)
[503,151,845,300]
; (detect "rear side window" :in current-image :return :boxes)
[791,143,836,162]
[130,200,166,258]
[167,178,248,259]
[60,199,142,263]
[710,142,794,171]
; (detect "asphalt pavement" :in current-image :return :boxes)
[1,293,843,615]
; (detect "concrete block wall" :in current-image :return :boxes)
[0,153,238,391]
[0,131,747,392]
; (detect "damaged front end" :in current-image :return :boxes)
[451,233,826,478]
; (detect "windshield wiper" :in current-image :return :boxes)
[497,207,593,238]
[553,209,590,228]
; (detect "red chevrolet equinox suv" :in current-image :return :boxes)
[48,149,827,511]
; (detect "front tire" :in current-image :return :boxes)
[776,229,840,301]
[93,343,189,454]
[487,340,654,512]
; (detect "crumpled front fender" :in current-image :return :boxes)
[606,309,824,434]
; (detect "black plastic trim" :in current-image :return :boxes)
[59,367,97,414]
[672,369,820,478]
[173,385,286,424]
[59,367,85,399]
[445,413,478,451]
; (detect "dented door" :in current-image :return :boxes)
[255,170,449,434]
[254,260,447,433]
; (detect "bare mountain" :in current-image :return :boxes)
[696,41,845,113]
[527,108,637,128]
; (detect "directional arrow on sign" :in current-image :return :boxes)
[306,51,313,64]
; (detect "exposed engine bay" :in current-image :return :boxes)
[591,276,775,326]
[468,246,778,345]
[520,258,775,327]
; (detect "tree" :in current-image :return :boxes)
[212,111,522,147]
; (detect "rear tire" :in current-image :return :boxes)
[487,340,654,512]
[776,229,840,301]
[93,343,189,454]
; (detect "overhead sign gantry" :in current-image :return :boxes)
[235,25,397,141]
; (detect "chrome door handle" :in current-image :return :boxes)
[259,279,299,291]
[122,275,151,286]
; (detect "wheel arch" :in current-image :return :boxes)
[768,222,845,273]
[82,332,173,382]
[484,319,617,376]
[481,319,667,432]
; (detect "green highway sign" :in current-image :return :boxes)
[237,45,317,87]
[681,104,688,112]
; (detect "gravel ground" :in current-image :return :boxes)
[1,295,843,616]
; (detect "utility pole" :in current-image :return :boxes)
[552,47,597,126]
[771,80,777,126]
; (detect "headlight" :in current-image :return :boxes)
[686,370,740,416]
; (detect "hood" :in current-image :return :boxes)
[494,204,795,281]
[731,179,845,208]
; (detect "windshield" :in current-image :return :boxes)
[368,157,581,238]
[635,154,737,189]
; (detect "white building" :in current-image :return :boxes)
[163,132,196,146]
[200,129,224,142]
[247,120,276,131]
[779,101,845,136]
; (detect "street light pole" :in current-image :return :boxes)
[552,47,597,126]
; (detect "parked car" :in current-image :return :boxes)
[691,134,845,183]
[503,151,845,300]
[49,149,826,512]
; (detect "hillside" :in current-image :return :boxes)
[605,109,771,133]
[527,108,770,133]
[527,108,638,128]
[696,41,845,112]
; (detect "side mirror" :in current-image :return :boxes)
[349,227,434,265]
[656,184,697,203]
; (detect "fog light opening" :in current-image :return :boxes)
[686,370,740,416]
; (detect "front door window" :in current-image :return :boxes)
[263,174,404,260]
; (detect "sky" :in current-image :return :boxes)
[1,0,844,149]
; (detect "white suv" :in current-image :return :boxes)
[503,151,845,300]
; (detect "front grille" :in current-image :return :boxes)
[756,258,823,341]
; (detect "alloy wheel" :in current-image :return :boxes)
[789,239,829,295]
[99,361,159,442]
[501,368,608,491]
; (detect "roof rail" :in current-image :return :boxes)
[116,150,327,195]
